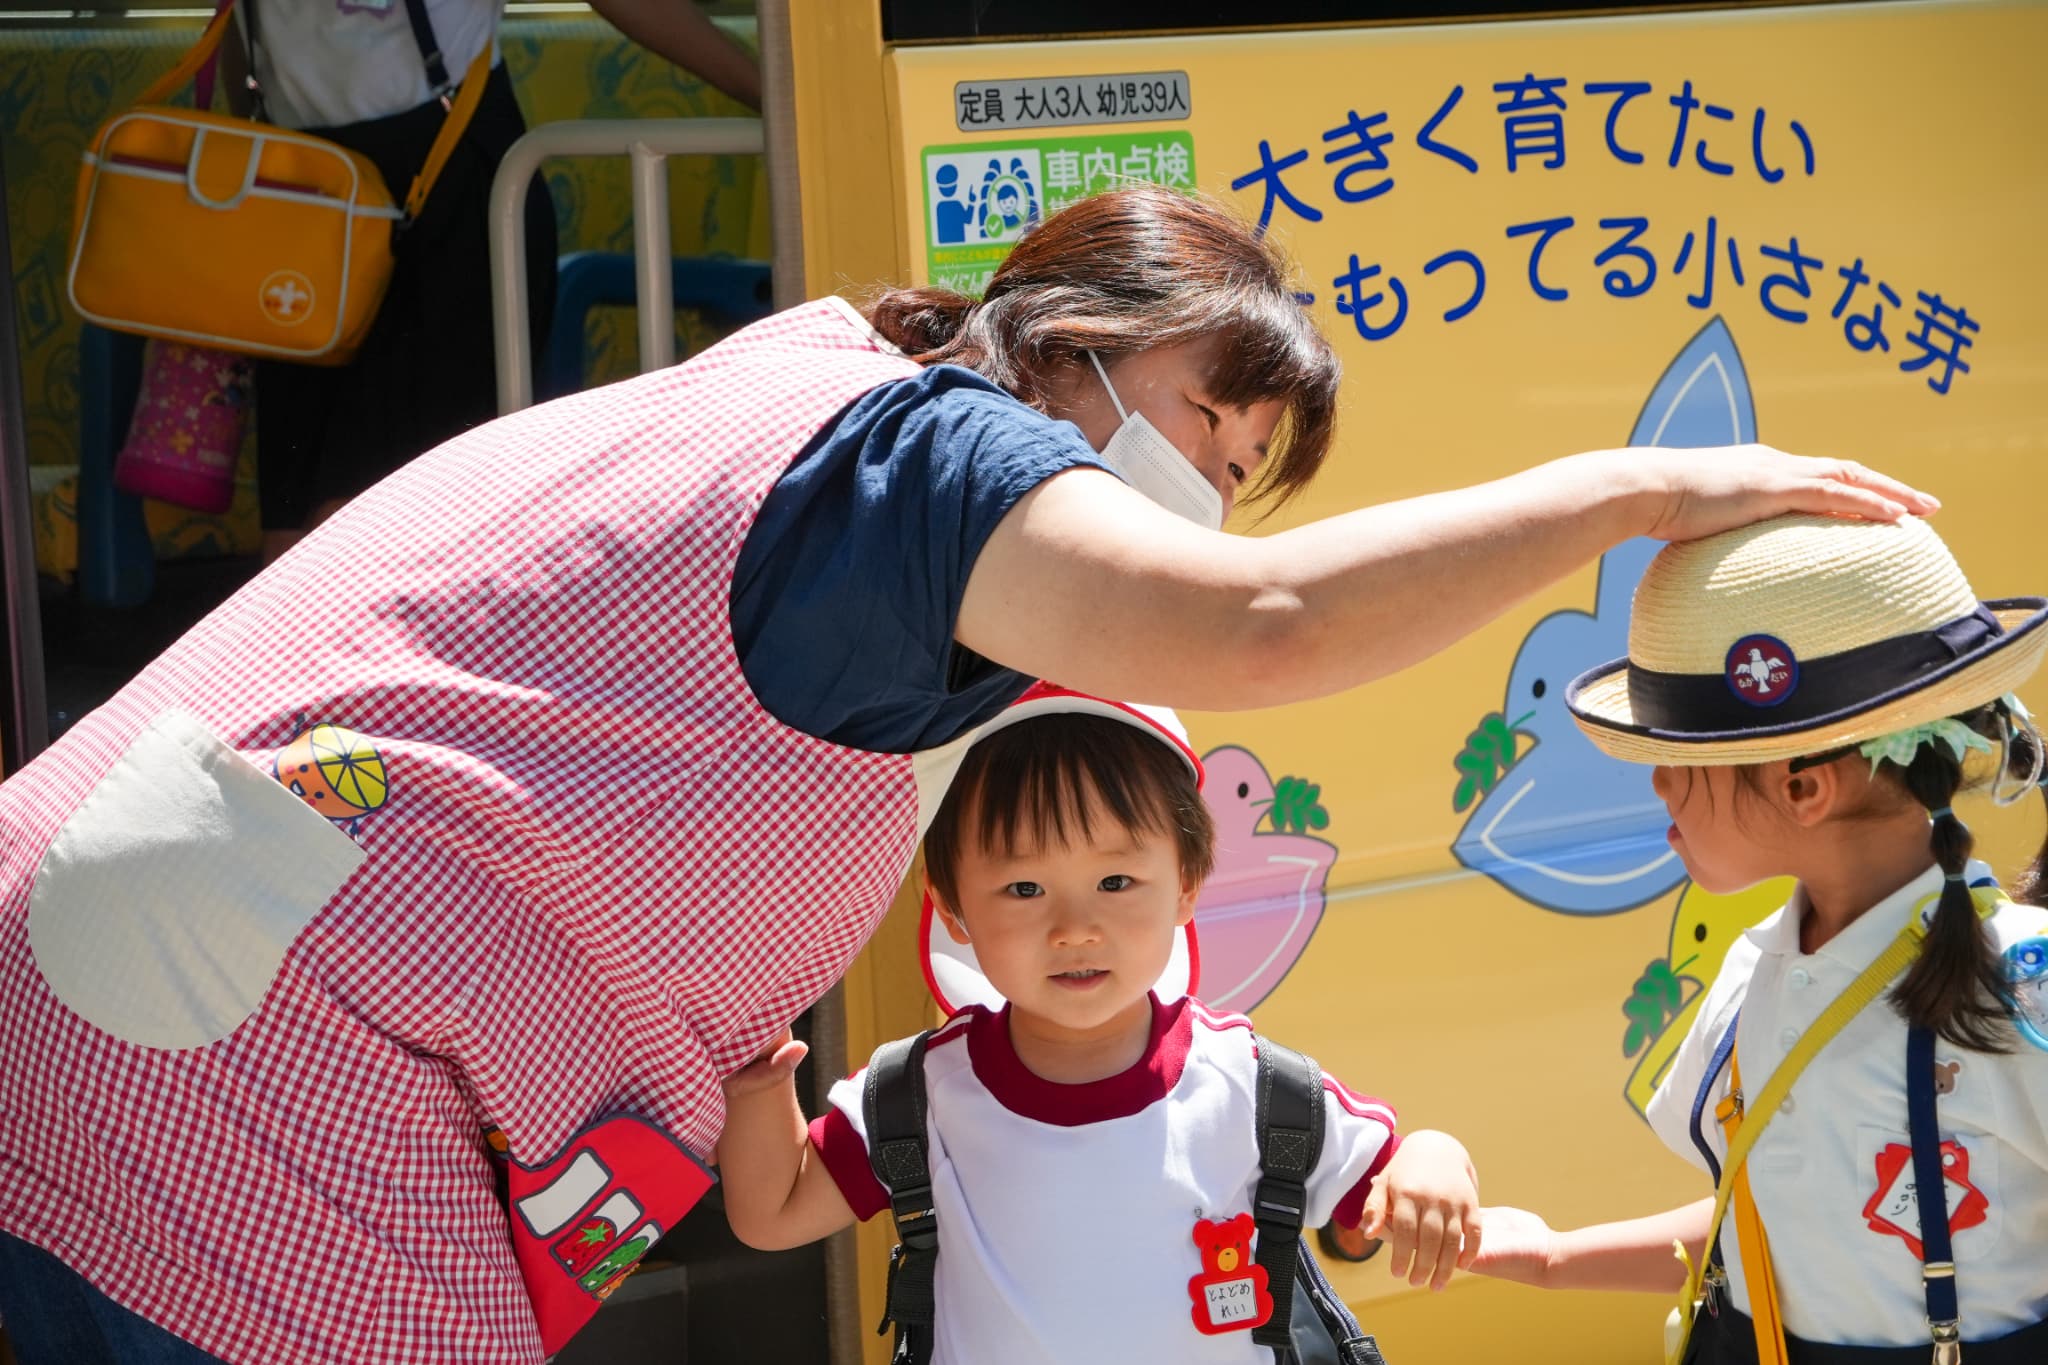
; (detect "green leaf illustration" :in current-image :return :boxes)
[1620,959,1687,1057]
[1450,711,1530,813]
[1266,776,1330,834]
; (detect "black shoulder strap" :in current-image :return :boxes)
[398,0,455,98]
[863,1032,937,1365]
[1251,1033,1325,1352]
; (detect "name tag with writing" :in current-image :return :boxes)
[1188,1214,1274,1335]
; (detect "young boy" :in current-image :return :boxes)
[718,685,1481,1362]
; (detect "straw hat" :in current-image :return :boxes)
[920,683,1203,1015]
[1566,515,2047,766]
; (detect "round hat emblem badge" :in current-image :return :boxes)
[1725,634,1799,708]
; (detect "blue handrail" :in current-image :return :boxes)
[541,252,773,402]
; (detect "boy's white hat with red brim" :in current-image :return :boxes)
[920,682,1204,1016]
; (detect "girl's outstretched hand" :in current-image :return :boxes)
[1459,1205,1558,1288]
[1359,1130,1481,1291]
[1592,444,1939,543]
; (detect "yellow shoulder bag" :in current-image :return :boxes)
[66,1,492,365]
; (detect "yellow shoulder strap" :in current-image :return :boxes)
[403,39,497,221]
[136,3,237,108]
[1666,922,1924,1365]
[1723,1049,1792,1365]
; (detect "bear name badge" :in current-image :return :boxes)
[1188,1213,1274,1335]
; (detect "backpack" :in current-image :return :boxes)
[862,1029,1388,1365]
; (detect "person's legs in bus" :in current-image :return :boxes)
[255,64,554,565]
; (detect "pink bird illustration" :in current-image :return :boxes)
[1193,747,1341,1014]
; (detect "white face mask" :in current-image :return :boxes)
[1085,352,1224,532]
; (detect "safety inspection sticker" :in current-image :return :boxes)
[954,72,1191,132]
[921,133,1197,295]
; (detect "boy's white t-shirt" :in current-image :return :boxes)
[1646,860,2048,1347]
[810,994,1398,1364]
[244,0,501,131]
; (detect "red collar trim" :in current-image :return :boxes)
[965,994,1192,1127]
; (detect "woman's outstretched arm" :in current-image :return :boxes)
[958,446,1936,711]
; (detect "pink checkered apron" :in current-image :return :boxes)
[0,300,936,1362]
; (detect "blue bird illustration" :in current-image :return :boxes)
[1450,318,1757,915]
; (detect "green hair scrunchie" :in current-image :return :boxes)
[1858,718,1995,775]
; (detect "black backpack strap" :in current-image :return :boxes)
[1251,1033,1325,1353]
[863,1032,937,1365]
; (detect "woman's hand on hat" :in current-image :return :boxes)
[1606,444,1940,543]
[721,1028,809,1100]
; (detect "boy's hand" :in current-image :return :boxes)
[1360,1130,1480,1291]
[1459,1205,1557,1288]
[721,1029,809,1101]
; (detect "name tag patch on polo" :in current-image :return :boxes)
[1861,1138,1989,1258]
[1187,1213,1273,1335]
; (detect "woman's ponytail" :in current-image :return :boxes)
[865,286,977,360]
[1891,721,2014,1052]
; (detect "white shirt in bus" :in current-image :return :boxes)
[244,0,499,131]
[1647,860,2048,1347]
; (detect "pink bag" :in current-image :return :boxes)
[113,339,251,514]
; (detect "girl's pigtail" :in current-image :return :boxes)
[1892,722,2014,1052]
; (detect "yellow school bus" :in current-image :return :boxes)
[788,2,2047,1360]
[0,2,2037,1360]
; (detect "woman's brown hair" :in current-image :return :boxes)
[864,184,1341,507]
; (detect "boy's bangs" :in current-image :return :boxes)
[970,723,1183,862]
[921,714,1218,913]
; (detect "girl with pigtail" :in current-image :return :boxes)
[1871,700,2048,1054]
[1466,513,2048,1364]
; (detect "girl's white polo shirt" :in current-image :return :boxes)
[810,995,1398,1364]
[1647,860,2048,1347]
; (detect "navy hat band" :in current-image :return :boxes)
[1627,605,2003,734]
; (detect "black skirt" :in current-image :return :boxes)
[253,61,557,530]
[1683,1305,2048,1365]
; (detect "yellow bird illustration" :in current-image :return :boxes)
[1622,878,1793,1118]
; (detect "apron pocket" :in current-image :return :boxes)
[27,710,367,1049]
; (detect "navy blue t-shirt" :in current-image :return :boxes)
[730,365,1113,753]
